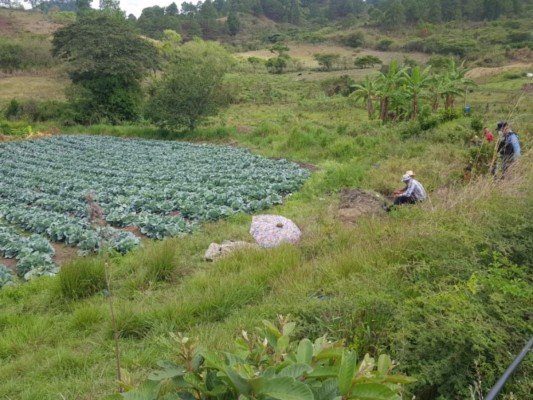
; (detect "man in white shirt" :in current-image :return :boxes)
[385,174,427,211]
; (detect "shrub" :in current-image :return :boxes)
[470,115,484,132]
[321,75,355,97]
[58,258,106,300]
[0,37,55,73]
[342,31,365,48]
[120,317,415,399]
[375,39,393,51]
[354,55,382,69]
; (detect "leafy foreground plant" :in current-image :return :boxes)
[110,316,414,400]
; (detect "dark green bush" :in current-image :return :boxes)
[0,37,55,73]
[321,75,355,97]
[470,114,484,132]
[3,99,74,123]
[341,31,365,48]
[375,39,393,51]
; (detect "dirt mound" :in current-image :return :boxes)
[338,188,384,224]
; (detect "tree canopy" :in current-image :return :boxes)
[146,38,234,131]
[52,11,159,123]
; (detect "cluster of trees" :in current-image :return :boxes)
[3,0,531,41]
[367,0,529,30]
[350,59,474,122]
[51,10,233,129]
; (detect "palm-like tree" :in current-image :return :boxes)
[350,75,379,119]
[443,59,475,110]
[376,61,406,122]
[401,65,432,119]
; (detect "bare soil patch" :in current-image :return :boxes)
[52,242,80,266]
[338,188,384,224]
[0,256,17,272]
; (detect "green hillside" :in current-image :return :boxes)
[0,6,532,400]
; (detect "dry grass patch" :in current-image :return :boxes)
[0,9,62,35]
[0,74,68,106]
[238,43,429,68]
[466,62,533,80]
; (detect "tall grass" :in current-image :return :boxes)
[58,257,106,300]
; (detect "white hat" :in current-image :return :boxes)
[401,174,411,182]
[405,170,415,176]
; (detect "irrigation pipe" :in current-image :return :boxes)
[484,335,533,400]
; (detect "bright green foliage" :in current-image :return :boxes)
[353,55,382,69]
[52,11,159,124]
[266,56,289,74]
[313,53,340,71]
[146,38,234,131]
[118,317,415,399]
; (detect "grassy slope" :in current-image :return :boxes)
[0,11,532,400]
[1,68,532,399]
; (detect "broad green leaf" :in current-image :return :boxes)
[315,347,344,361]
[349,383,399,400]
[255,376,314,400]
[382,375,417,384]
[312,378,339,400]
[121,380,161,400]
[307,366,339,378]
[263,319,282,338]
[278,335,290,353]
[297,339,313,365]
[148,364,185,381]
[282,322,296,337]
[338,350,357,395]
[202,350,225,370]
[377,355,392,375]
[223,365,251,396]
[278,363,313,379]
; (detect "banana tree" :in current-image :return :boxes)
[443,59,475,111]
[350,75,379,119]
[376,61,406,122]
[401,65,432,119]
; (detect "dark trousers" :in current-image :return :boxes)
[393,196,416,206]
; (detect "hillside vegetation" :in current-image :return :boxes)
[0,6,532,400]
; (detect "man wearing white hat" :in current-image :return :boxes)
[386,173,427,211]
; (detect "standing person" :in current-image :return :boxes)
[484,127,494,143]
[497,122,521,175]
[385,174,427,211]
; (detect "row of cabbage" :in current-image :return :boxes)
[0,135,310,285]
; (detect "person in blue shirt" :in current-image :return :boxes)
[496,122,521,175]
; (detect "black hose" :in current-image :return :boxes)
[484,335,533,400]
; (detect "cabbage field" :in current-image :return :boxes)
[0,135,310,281]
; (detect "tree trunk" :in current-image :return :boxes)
[379,96,389,122]
[367,97,374,119]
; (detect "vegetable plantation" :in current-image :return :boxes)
[0,135,309,282]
